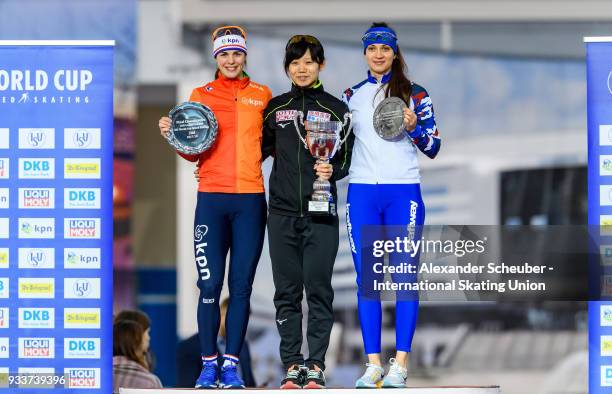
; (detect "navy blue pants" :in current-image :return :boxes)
[193,192,267,359]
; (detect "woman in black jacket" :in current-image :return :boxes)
[262,35,354,389]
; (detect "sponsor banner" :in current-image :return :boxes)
[0,278,8,298]
[64,188,100,209]
[64,128,101,149]
[0,218,7,238]
[64,218,100,239]
[64,278,101,299]
[19,308,55,329]
[64,158,101,179]
[18,128,55,149]
[18,217,55,239]
[603,304,612,327]
[18,248,55,269]
[64,248,101,269]
[64,368,100,389]
[64,308,100,329]
[18,278,54,299]
[0,248,8,268]
[0,158,9,179]
[0,338,8,358]
[0,308,8,328]
[18,158,54,179]
[0,129,8,149]
[18,338,55,359]
[18,188,55,209]
[603,335,612,357]
[0,188,8,209]
[64,338,100,359]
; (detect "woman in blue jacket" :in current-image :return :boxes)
[343,22,441,388]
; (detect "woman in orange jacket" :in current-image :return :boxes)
[158,25,271,389]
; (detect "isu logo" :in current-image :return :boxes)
[19,338,54,358]
[64,128,101,149]
[19,128,54,149]
[64,218,99,239]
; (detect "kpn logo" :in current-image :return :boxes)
[18,338,55,359]
[64,248,100,269]
[65,368,100,389]
[18,218,54,239]
[64,218,100,239]
[602,305,612,326]
[19,188,54,209]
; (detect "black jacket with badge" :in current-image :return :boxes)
[262,82,354,217]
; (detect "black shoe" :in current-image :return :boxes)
[280,365,304,389]
[303,366,325,389]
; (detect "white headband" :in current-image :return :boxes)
[213,35,247,57]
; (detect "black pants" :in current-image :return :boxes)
[267,213,339,370]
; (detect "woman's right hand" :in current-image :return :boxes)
[158,117,171,138]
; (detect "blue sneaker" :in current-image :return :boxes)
[220,363,245,389]
[195,362,219,389]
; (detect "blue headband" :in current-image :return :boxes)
[362,26,398,53]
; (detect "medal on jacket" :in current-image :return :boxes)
[373,97,407,141]
[166,102,218,155]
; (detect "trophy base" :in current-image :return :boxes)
[308,201,336,216]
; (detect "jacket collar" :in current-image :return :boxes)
[216,72,251,89]
[367,70,391,84]
[290,80,325,98]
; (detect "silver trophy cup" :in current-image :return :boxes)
[293,111,352,215]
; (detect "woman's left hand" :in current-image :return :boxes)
[403,107,417,132]
[314,162,333,180]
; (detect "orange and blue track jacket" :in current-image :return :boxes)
[179,74,272,193]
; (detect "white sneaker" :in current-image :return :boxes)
[381,358,407,388]
[355,363,384,388]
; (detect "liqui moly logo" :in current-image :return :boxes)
[64,368,100,388]
[19,188,54,209]
[18,338,55,358]
[0,308,8,328]
[64,128,101,149]
[18,128,54,149]
[64,218,100,239]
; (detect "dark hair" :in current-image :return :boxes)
[284,38,325,72]
[114,310,151,331]
[113,320,148,370]
[368,22,412,104]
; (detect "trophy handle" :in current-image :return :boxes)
[340,112,353,145]
[293,111,308,149]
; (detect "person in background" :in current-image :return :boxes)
[158,25,271,389]
[343,22,441,388]
[113,320,162,393]
[176,298,256,388]
[114,309,154,371]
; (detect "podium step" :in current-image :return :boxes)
[120,387,501,394]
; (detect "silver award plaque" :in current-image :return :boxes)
[373,97,407,141]
[166,102,218,155]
